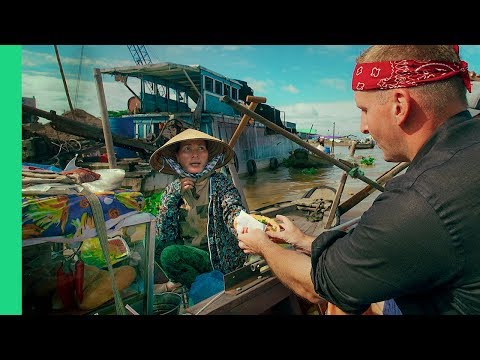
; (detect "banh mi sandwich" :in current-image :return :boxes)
[250,214,280,232]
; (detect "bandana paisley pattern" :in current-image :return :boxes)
[352,59,471,93]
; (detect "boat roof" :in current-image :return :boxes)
[100,62,243,103]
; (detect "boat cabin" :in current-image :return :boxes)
[98,62,299,176]
[102,62,244,118]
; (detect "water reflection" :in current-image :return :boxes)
[238,146,406,221]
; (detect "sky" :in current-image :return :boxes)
[22,45,480,137]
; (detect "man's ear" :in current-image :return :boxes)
[393,89,410,126]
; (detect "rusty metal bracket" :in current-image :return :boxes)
[223,258,272,295]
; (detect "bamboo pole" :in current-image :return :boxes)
[54,45,76,121]
[220,95,385,192]
[93,68,117,169]
[183,69,201,98]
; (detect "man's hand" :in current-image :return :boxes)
[266,215,315,254]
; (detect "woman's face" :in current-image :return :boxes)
[176,139,209,173]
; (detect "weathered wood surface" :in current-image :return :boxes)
[22,104,158,154]
[185,276,303,315]
[254,186,339,237]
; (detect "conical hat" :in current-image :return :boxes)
[149,128,234,175]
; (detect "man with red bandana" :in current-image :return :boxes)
[237,45,480,315]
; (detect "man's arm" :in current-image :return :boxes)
[266,214,316,254]
[310,188,454,313]
[238,229,323,304]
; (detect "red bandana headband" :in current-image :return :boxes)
[352,58,471,93]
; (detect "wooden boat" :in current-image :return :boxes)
[350,138,375,150]
[183,185,346,315]
[252,185,340,230]
[23,58,305,195]
[182,159,410,315]
[285,148,334,169]
[96,62,301,177]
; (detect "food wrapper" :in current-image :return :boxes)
[235,210,266,234]
[80,236,130,268]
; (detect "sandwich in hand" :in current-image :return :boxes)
[250,214,280,232]
[234,210,281,233]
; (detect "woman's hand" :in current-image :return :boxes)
[180,177,195,195]
[238,228,271,255]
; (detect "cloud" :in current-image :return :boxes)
[281,84,299,94]
[244,77,274,94]
[306,45,353,55]
[22,50,57,67]
[22,72,136,118]
[222,45,242,51]
[175,45,212,52]
[318,78,347,92]
[278,101,362,136]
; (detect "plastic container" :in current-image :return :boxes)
[80,236,130,268]
[153,292,182,315]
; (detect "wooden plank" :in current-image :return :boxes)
[303,221,322,236]
[185,276,302,315]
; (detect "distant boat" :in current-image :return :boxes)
[97,62,300,178]
[350,138,375,150]
[285,148,334,169]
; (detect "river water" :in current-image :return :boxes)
[237,145,407,223]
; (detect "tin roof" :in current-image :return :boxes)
[100,62,242,104]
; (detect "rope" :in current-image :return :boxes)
[348,167,364,178]
[51,139,82,167]
[80,188,127,315]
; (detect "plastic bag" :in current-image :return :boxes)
[188,270,224,306]
[81,169,126,192]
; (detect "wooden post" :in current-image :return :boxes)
[93,68,117,169]
[325,140,357,229]
[183,69,202,98]
[332,122,335,155]
[228,96,266,148]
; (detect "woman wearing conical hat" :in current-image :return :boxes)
[149,128,247,294]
